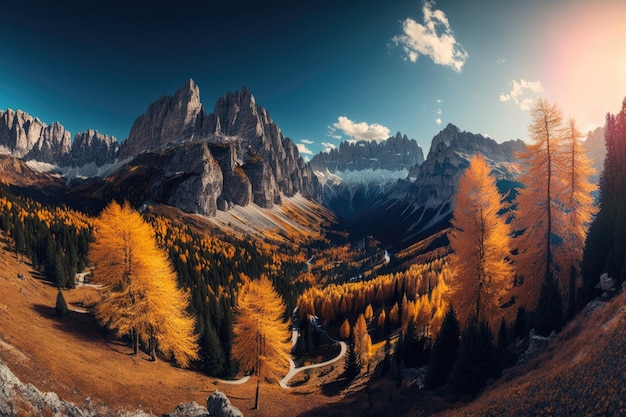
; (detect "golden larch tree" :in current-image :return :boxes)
[448,154,513,329]
[353,313,371,366]
[556,118,598,305]
[232,275,291,409]
[513,98,566,308]
[90,201,198,367]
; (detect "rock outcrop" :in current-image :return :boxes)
[65,129,119,167]
[161,142,223,216]
[0,109,71,164]
[0,358,152,417]
[206,391,244,417]
[1,357,245,417]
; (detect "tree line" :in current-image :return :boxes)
[0,186,91,288]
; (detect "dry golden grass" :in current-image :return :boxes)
[435,291,626,416]
[0,248,343,416]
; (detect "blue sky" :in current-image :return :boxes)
[1,0,624,159]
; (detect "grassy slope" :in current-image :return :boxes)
[0,242,344,416]
[436,292,626,416]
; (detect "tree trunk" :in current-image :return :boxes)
[132,328,139,355]
[253,376,260,410]
[150,336,157,362]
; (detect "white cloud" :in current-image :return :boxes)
[326,126,343,140]
[436,108,442,115]
[332,116,391,143]
[436,98,443,103]
[497,57,506,64]
[435,118,442,125]
[499,79,544,110]
[392,1,468,72]
[300,138,314,145]
[297,143,313,155]
[322,142,337,153]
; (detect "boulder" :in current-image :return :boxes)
[206,391,244,417]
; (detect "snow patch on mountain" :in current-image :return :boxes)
[314,168,408,187]
[25,158,133,179]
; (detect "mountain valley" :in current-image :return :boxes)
[0,80,623,417]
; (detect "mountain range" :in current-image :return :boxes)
[0,80,606,251]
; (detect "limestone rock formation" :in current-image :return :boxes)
[118,79,204,158]
[404,123,524,208]
[162,142,223,216]
[65,129,119,167]
[165,401,210,417]
[206,391,244,417]
[0,109,71,164]
[118,80,320,211]
[310,131,424,173]
[0,358,152,417]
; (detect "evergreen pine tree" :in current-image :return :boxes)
[343,331,361,380]
[200,326,225,376]
[497,317,507,349]
[581,98,626,306]
[55,289,69,317]
[400,320,429,368]
[426,305,460,389]
[513,306,526,338]
[448,319,499,397]
[535,273,564,336]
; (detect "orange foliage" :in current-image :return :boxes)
[90,201,198,367]
[448,154,513,329]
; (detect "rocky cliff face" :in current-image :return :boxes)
[65,129,119,167]
[118,80,320,212]
[404,123,523,207]
[73,142,224,217]
[310,132,424,173]
[205,86,320,206]
[118,79,204,159]
[0,109,71,164]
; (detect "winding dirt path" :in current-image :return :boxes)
[279,336,347,388]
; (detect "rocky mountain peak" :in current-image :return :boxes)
[65,129,119,167]
[118,79,203,158]
[113,82,320,213]
[310,132,424,174]
[0,108,71,164]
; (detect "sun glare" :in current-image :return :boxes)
[543,1,626,129]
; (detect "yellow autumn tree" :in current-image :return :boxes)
[90,201,198,367]
[556,118,598,308]
[232,275,291,409]
[448,154,513,329]
[513,98,567,309]
[353,313,371,367]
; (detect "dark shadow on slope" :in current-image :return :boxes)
[298,376,451,417]
[32,303,105,343]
